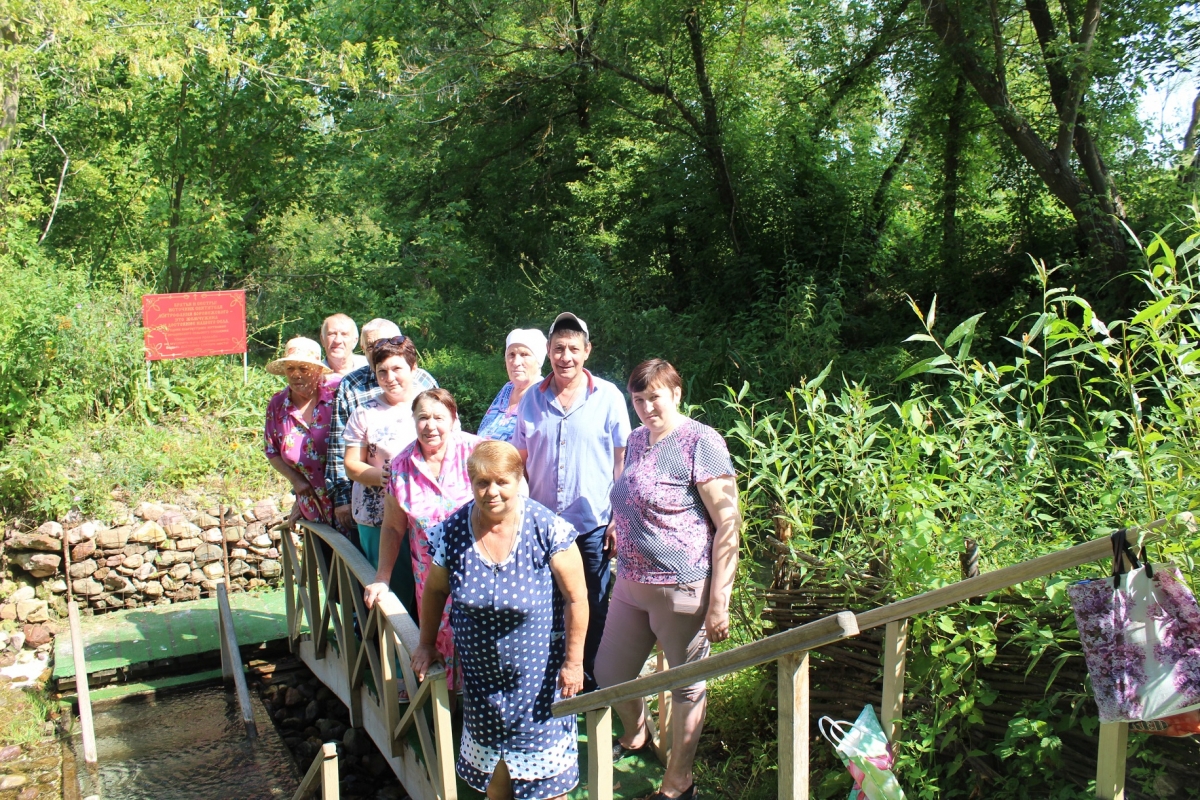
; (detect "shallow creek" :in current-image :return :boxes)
[71,683,298,799]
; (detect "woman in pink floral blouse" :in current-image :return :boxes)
[363,388,481,691]
[263,337,338,525]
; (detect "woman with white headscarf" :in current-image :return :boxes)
[477,328,547,442]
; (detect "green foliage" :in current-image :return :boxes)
[710,217,1200,797]
[421,347,508,433]
[0,684,52,748]
[0,248,286,516]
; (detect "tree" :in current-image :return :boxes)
[917,0,1177,279]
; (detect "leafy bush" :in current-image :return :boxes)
[0,248,289,516]
[710,206,1200,798]
[421,346,508,433]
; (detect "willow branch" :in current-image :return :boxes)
[38,115,68,245]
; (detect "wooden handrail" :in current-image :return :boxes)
[217,581,258,738]
[854,514,1191,632]
[292,741,340,800]
[292,521,446,681]
[554,611,860,717]
[558,513,1195,799]
[557,513,1193,718]
[285,520,455,800]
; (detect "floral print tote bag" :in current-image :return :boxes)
[1067,528,1200,724]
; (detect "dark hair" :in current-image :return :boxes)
[372,336,417,370]
[627,359,683,394]
[412,388,458,421]
[549,320,588,343]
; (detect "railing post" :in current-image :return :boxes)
[881,619,908,742]
[337,561,362,728]
[431,676,458,800]
[586,707,613,800]
[1096,722,1128,799]
[320,741,340,800]
[777,651,810,800]
[380,624,402,759]
[656,647,671,761]
[307,531,327,658]
[283,526,298,653]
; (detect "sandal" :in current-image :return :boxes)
[612,733,654,761]
[641,785,696,800]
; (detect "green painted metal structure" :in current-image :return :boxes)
[53,588,289,680]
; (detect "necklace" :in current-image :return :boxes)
[473,506,516,565]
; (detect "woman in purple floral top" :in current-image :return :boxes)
[594,359,741,800]
[263,337,338,525]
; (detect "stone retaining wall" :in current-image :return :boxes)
[1,494,296,624]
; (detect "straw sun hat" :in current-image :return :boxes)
[266,337,334,376]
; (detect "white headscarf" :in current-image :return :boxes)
[505,328,548,373]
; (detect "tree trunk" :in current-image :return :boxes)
[166,171,185,292]
[683,6,744,254]
[864,136,913,240]
[1183,89,1200,184]
[0,20,20,203]
[166,81,188,293]
[942,77,967,273]
[921,0,1128,276]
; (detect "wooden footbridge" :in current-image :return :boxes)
[283,515,1194,800]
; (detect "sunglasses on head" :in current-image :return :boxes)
[371,335,406,353]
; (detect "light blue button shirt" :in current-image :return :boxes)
[512,369,632,535]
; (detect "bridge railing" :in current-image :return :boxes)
[283,520,456,800]
[292,741,340,800]
[554,513,1197,800]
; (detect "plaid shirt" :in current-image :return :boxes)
[326,364,439,508]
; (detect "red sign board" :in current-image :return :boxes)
[143,291,247,361]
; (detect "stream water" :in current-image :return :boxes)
[72,682,299,799]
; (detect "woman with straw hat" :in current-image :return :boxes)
[264,337,338,524]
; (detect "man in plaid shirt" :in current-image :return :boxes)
[325,318,438,540]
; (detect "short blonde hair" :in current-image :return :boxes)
[467,441,525,482]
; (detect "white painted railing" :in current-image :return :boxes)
[283,521,456,800]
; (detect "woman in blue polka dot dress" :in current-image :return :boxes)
[412,440,590,800]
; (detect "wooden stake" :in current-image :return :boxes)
[778,651,810,800]
[881,619,908,742]
[1096,722,1128,799]
[68,601,97,764]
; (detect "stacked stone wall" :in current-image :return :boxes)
[1,494,295,625]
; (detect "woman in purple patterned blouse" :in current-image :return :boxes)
[594,359,741,800]
[263,337,337,525]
